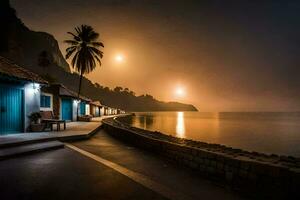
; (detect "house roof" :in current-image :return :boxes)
[0,56,48,84]
[50,83,91,102]
[90,101,102,107]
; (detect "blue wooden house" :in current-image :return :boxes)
[90,101,102,117]
[41,84,91,121]
[103,106,109,115]
[100,106,105,116]
[0,56,48,135]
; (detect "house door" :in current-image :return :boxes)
[95,107,100,117]
[0,85,23,135]
[61,98,72,121]
[80,102,86,116]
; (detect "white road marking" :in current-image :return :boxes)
[66,143,193,200]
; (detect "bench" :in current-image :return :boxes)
[40,111,66,131]
[78,115,93,122]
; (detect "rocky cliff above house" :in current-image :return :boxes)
[0,0,198,112]
[0,0,70,72]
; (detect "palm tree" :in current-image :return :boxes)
[64,25,104,116]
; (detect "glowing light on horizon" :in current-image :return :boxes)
[176,112,185,137]
[175,87,185,98]
[115,54,124,62]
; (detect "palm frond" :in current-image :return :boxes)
[93,54,102,66]
[90,48,103,59]
[65,24,104,75]
[71,51,79,69]
[91,42,104,48]
[88,32,99,41]
[64,40,79,46]
[65,46,77,59]
[88,47,100,55]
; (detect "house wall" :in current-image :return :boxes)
[24,83,41,132]
[72,99,78,121]
[86,104,90,115]
[99,107,102,116]
[90,105,102,117]
[92,105,96,116]
[101,107,105,116]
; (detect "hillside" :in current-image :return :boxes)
[0,0,70,72]
[0,0,197,112]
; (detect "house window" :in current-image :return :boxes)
[40,94,51,108]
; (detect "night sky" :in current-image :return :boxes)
[11,0,300,111]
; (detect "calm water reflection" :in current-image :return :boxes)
[176,112,185,137]
[130,112,300,157]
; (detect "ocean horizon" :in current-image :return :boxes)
[127,111,300,157]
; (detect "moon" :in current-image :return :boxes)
[115,54,124,62]
[175,87,185,97]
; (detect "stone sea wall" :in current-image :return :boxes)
[102,116,299,198]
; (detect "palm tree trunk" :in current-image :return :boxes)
[77,71,83,120]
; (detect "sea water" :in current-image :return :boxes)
[127,112,300,157]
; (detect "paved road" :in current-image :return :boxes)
[70,130,245,200]
[0,146,166,200]
[0,129,246,200]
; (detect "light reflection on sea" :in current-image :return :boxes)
[129,112,300,157]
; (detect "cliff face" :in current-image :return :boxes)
[0,0,197,112]
[0,0,70,72]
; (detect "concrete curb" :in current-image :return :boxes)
[58,124,104,142]
[0,141,65,161]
